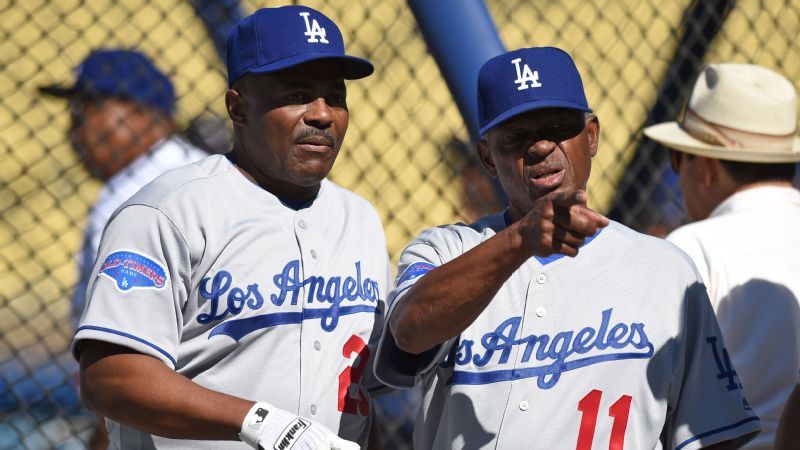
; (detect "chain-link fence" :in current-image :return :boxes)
[2,0,799,448]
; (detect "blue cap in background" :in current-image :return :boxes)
[477,47,591,136]
[39,49,175,116]
[226,5,374,86]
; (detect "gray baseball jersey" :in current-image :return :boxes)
[72,154,390,449]
[375,213,760,450]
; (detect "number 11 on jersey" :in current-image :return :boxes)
[576,389,632,450]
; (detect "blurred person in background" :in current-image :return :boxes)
[39,48,208,449]
[645,62,800,450]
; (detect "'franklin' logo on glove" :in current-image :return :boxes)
[275,418,309,450]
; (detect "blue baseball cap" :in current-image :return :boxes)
[226,5,374,87]
[39,49,175,116]
[478,47,591,136]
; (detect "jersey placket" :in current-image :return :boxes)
[496,263,562,449]
[293,209,327,420]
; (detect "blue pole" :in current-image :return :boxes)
[189,0,246,61]
[408,0,506,141]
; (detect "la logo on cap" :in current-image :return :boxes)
[511,58,541,91]
[299,12,328,44]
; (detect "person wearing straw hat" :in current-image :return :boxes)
[645,63,800,450]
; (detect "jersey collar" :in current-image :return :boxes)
[224,151,318,210]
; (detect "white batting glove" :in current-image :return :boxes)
[239,402,360,450]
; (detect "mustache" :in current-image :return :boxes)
[294,128,337,148]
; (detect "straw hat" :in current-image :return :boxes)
[644,63,800,163]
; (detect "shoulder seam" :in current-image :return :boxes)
[159,165,231,205]
[115,204,192,257]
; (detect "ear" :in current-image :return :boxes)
[477,138,498,179]
[585,114,600,157]
[698,156,719,188]
[225,89,247,127]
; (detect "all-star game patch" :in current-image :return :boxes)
[98,250,168,292]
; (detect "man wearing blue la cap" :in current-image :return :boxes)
[40,50,208,328]
[40,48,208,449]
[374,47,759,449]
[39,49,202,181]
[72,6,389,450]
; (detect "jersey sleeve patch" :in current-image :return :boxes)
[98,250,169,292]
[397,262,436,285]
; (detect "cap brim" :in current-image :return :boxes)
[242,53,374,82]
[644,122,800,163]
[38,85,77,98]
[479,99,592,136]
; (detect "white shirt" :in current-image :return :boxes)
[668,185,800,450]
[72,136,207,322]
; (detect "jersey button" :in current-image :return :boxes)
[535,307,546,317]
[310,405,317,415]
[298,220,307,229]
[519,400,529,411]
[536,274,547,284]
[310,249,318,259]
[314,340,321,351]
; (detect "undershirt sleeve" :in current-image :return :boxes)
[374,238,454,389]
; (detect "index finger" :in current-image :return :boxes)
[549,189,610,230]
[553,203,609,235]
[546,188,588,208]
[570,204,610,229]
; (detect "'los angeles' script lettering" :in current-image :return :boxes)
[446,309,653,389]
[196,260,379,332]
